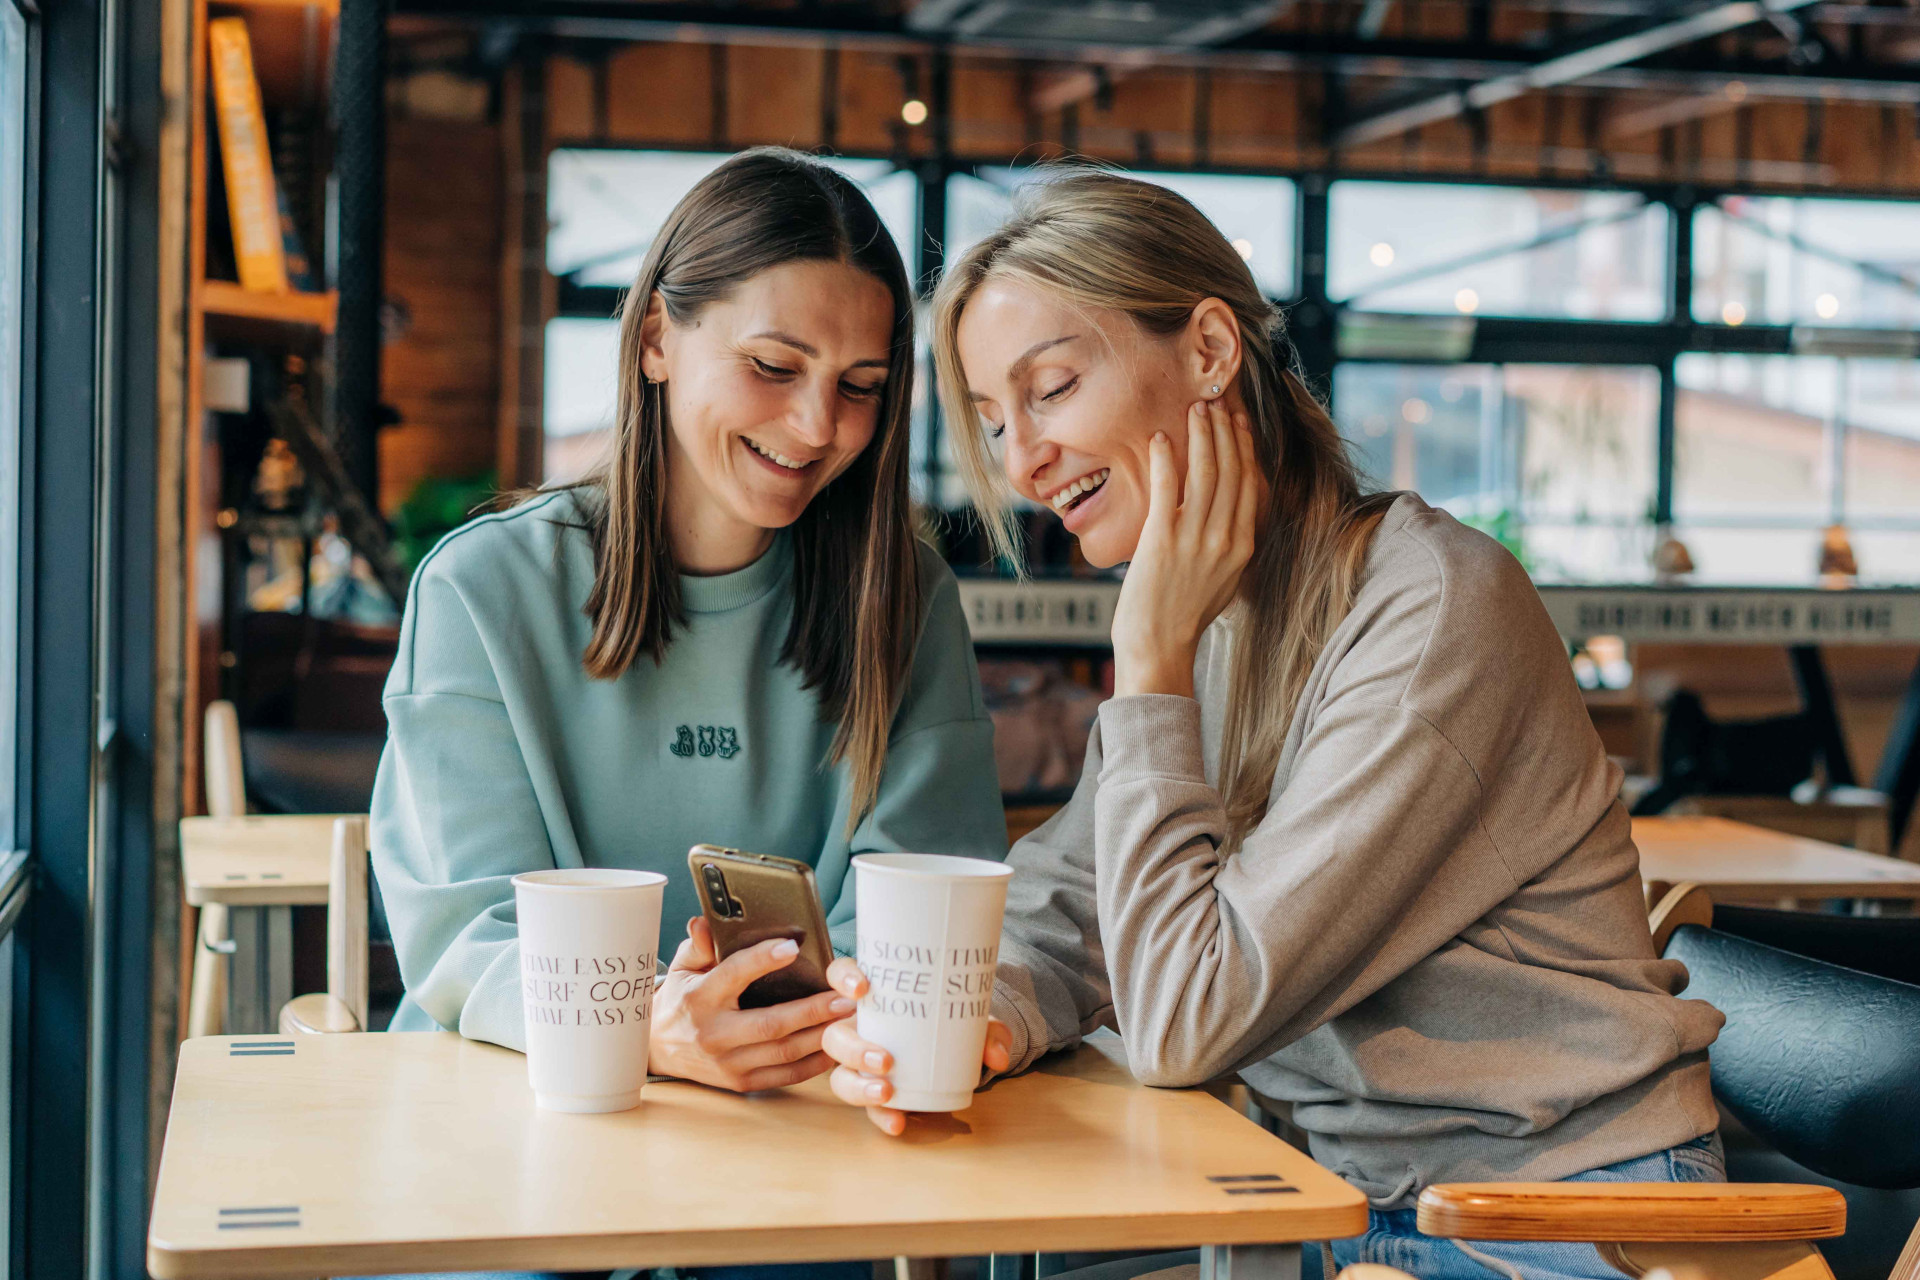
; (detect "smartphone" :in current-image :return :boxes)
[687,845,835,1009]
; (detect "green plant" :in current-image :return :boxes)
[391,471,500,575]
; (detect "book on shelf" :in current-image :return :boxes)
[269,105,322,293]
[208,17,290,294]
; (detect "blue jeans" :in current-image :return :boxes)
[1327,1134,1728,1280]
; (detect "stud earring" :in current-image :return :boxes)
[1210,384,1221,396]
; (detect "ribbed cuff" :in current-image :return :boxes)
[989,983,1034,1078]
[1097,694,1207,784]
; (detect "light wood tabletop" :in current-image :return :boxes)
[1631,815,1920,904]
[148,1032,1367,1280]
[178,814,357,907]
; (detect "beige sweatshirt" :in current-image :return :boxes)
[989,493,1724,1208]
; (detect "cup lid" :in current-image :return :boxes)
[512,868,669,892]
[852,853,1014,881]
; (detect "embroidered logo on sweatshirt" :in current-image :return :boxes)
[671,725,740,760]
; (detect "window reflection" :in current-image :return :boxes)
[541,151,921,485]
[0,0,25,852]
[1674,354,1920,582]
[546,150,919,288]
[1692,197,1920,329]
[1333,363,1658,582]
[944,167,1297,297]
[1328,182,1669,321]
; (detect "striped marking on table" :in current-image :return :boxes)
[229,1040,295,1057]
[218,1206,301,1230]
[1208,1174,1300,1195]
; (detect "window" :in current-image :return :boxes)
[1328,182,1669,321]
[1674,353,1920,583]
[1692,196,1920,329]
[0,3,26,1271]
[1,0,27,852]
[547,149,919,287]
[543,317,621,484]
[543,150,921,484]
[944,167,1298,297]
[1334,363,1659,581]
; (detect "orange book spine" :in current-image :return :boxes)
[208,17,290,295]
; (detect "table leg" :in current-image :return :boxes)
[225,906,295,1034]
[1202,1244,1301,1280]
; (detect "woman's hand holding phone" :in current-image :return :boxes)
[819,957,1013,1135]
[647,916,854,1092]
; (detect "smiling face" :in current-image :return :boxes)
[643,257,897,572]
[955,276,1219,568]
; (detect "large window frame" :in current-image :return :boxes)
[544,140,1920,583]
[7,0,163,1274]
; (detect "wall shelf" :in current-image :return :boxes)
[201,281,337,336]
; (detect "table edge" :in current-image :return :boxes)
[182,885,332,907]
[148,1199,1373,1280]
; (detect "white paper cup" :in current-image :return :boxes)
[853,853,1013,1112]
[513,868,667,1113]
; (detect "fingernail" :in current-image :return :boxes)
[864,1080,888,1101]
[864,1050,889,1072]
[830,997,855,1015]
[1153,431,1168,444]
[771,939,799,959]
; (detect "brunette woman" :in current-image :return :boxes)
[373,148,1005,1105]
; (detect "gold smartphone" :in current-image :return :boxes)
[687,845,835,1009]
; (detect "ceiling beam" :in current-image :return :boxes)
[1333,0,1824,148]
[395,0,1920,104]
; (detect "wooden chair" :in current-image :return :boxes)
[185,700,247,1038]
[278,816,371,1035]
[1334,882,1920,1280]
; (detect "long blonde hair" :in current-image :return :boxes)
[578,148,922,829]
[932,169,1394,843]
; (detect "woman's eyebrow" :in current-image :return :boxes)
[971,334,1080,403]
[1008,335,1080,382]
[748,330,819,355]
[749,330,889,371]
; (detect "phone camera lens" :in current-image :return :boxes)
[702,864,741,919]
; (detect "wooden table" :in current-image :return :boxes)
[1632,815,1920,905]
[179,815,355,1035]
[148,1032,1367,1280]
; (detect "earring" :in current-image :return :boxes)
[1210,384,1221,396]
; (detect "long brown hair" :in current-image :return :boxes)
[933,168,1395,845]
[579,147,921,827]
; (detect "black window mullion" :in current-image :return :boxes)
[22,0,107,1275]
[1658,195,1695,529]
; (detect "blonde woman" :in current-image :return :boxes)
[821,170,1725,1280]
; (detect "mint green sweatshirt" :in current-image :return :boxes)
[370,488,1007,1050]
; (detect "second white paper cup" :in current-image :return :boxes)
[513,868,666,1113]
[854,853,1013,1112]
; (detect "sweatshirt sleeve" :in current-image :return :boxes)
[823,554,1008,956]
[989,731,1116,1074]
[1091,691,1491,1086]
[370,560,552,1052]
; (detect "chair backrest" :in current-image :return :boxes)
[1664,922,1920,1190]
[1710,903,1920,989]
[329,816,370,1032]
[203,700,246,818]
[1647,882,1713,956]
